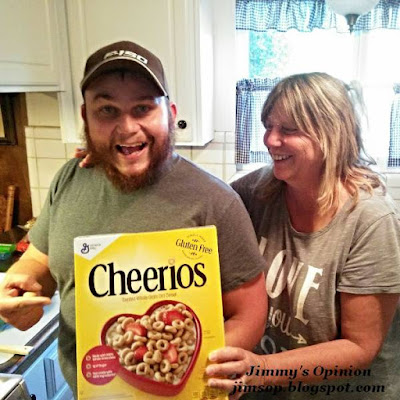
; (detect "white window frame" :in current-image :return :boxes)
[234,28,400,174]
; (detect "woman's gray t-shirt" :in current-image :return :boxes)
[232,167,400,400]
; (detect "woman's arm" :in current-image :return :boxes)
[207,292,399,398]
[223,272,267,350]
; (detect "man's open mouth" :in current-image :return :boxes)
[116,143,147,155]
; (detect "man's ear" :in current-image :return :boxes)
[169,102,177,121]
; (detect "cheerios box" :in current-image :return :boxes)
[74,226,227,400]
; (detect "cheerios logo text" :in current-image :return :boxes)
[88,262,207,297]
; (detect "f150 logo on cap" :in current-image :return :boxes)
[103,50,148,64]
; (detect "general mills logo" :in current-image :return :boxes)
[81,243,90,254]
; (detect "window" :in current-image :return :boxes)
[235,0,400,172]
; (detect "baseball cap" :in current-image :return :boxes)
[80,40,169,97]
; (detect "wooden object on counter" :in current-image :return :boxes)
[0,185,16,233]
[0,345,33,356]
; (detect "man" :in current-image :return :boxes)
[0,41,267,397]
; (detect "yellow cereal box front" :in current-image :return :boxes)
[74,226,227,400]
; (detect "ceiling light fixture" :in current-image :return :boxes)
[326,0,380,32]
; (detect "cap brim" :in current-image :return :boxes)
[80,57,168,96]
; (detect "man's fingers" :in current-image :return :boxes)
[3,276,42,294]
[0,296,50,330]
[2,296,51,310]
[3,288,19,297]
[17,296,51,307]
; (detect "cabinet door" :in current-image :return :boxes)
[23,348,49,400]
[66,0,213,145]
[43,342,72,399]
[23,339,74,400]
[0,0,63,91]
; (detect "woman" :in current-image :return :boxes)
[206,73,400,399]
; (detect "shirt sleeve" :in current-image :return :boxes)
[338,212,400,294]
[214,195,266,292]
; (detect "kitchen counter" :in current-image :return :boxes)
[0,374,30,400]
[0,264,60,375]
[0,292,69,400]
[0,228,60,375]
[0,236,72,399]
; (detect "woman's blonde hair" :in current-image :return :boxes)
[258,72,384,214]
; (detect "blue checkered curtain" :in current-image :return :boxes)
[236,0,336,32]
[355,0,400,31]
[236,0,400,32]
[236,78,281,164]
[388,84,400,167]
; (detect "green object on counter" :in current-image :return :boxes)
[0,243,16,261]
[0,244,16,252]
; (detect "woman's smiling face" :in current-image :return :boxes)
[264,103,324,189]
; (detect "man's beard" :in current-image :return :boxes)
[84,118,175,193]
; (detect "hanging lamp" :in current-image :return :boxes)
[326,0,380,32]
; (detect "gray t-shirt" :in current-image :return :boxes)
[232,167,400,400]
[29,154,266,396]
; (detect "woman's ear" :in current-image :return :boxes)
[81,104,87,123]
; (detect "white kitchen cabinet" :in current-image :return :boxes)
[0,0,64,91]
[65,0,214,145]
[0,0,77,145]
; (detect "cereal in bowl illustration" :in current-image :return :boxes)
[101,301,202,396]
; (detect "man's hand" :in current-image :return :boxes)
[73,147,93,168]
[0,273,52,331]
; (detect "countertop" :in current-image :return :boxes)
[0,230,63,399]
[0,374,25,399]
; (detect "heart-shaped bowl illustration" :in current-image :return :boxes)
[100,300,202,396]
